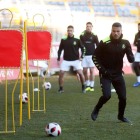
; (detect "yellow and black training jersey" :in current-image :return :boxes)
[80,30,99,55]
[57,35,86,61]
[93,34,134,75]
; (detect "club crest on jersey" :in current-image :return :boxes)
[73,41,76,45]
[122,44,126,49]
[90,37,92,40]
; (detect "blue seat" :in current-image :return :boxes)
[57,2,64,5]
[95,7,104,16]
[100,0,106,6]
[117,8,124,17]
[68,2,73,6]
[83,6,90,12]
[123,8,130,17]
[107,0,113,6]
[80,2,88,6]
[103,8,110,16]
[91,0,100,6]
[109,7,115,16]
[44,1,51,4]
[49,2,58,5]
[72,2,80,6]
[77,7,83,12]
[129,0,136,6]
[70,7,77,12]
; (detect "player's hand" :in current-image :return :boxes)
[57,61,60,65]
[79,58,83,61]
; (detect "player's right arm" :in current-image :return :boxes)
[57,39,64,64]
[92,41,107,74]
[133,34,137,46]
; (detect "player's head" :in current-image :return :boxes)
[138,23,140,31]
[67,25,74,37]
[111,22,122,39]
[86,22,93,33]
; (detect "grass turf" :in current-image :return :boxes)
[0,74,140,140]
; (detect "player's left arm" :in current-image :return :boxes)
[79,39,86,60]
[125,40,134,63]
[95,35,99,47]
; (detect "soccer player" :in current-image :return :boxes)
[133,23,140,87]
[91,22,134,122]
[57,25,86,93]
[80,22,99,92]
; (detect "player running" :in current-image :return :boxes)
[91,22,134,122]
[133,23,140,87]
[57,25,86,93]
[80,22,99,92]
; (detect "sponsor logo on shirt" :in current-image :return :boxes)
[90,37,92,40]
[106,41,111,44]
[85,41,92,43]
[122,44,126,49]
[73,41,76,45]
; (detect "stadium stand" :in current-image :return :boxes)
[0,0,139,42]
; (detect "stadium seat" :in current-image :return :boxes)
[68,2,73,6]
[130,0,137,6]
[70,6,77,12]
[80,2,88,6]
[72,2,79,6]
[57,2,64,5]
[107,0,113,6]
[123,8,130,17]
[95,7,104,16]
[83,6,90,12]
[103,8,110,16]
[117,8,124,17]
[100,0,106,6]
[77,7,83,12]
[91,0,100,6]
[109,7,115,17]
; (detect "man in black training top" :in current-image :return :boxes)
[91,22,134,122]
[133,23,140,87]
[80,22,99,92]
[57,25,86,93]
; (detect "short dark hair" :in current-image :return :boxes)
[67,25,74,29]
[112,22,122,28]
[86,22,93,26]
[138,23,140,26]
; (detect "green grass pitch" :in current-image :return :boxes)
[0,74,140,140]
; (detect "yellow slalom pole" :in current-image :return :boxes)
[0,21,1,29]
[12,70,21,134]
[5,69,7,132]
[37,61,39,110]
[19,53,23,126]
[24,20,30,119]
[28,68,34,112]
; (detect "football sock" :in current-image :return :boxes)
[86,80,90,87]
[137,76,140,82]
[90,81,94,88]
[60,86,63,91]
[82,85,85,90]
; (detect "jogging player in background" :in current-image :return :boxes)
[133,23,140,87]
[57,25,86,93]
[91,22,134,122]
[80,22,99,92]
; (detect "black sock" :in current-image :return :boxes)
[60,86,63,91]
[90,87,93,89]
[82,85,85,90]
